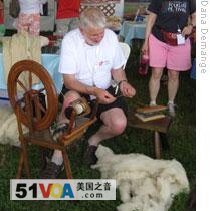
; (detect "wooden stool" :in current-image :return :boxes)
[128,111,172,159]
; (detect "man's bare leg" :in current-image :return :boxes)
[88,108,127,146]
[83,108,127,166]
[51,91,81,165]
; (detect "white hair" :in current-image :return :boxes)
[79,7,106,30]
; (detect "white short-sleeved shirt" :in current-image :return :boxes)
[58,28,126,90]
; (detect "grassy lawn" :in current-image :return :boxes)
[0,40,195,211]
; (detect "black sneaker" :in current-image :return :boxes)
[83,145,98,166]
[40,161,64,179]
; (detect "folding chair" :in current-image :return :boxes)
[119,42,131,69]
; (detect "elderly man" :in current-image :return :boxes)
[41,8,136,179]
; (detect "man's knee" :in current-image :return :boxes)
[111,117,127,135]
[62,90,80,108]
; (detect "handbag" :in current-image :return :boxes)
[161,28,189,46]
[161,29,178,46]
[9,0,20,18]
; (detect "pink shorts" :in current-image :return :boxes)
[149,34,192,71]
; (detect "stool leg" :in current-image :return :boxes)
[154,131,161,159]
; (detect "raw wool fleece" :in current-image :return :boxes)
[0,104,23,147]
[92,145,190,211]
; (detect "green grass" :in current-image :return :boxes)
[0,40,195,210]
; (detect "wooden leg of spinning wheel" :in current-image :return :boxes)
[22,141,31,178]
[62,149,72,179]
[16,151,24,179]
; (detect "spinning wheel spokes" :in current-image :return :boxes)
[35,99,46,114]
[7,60,58,131]
[17,79,28,92]
[28,70,32,89]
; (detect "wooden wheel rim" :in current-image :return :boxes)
[7,60,58,130]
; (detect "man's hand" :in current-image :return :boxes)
[94,88,117,104]
[120,81,136,98]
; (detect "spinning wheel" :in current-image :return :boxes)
[7,60,97,179]
[7,60,58,131]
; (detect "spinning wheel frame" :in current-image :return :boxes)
[7,60,58,131]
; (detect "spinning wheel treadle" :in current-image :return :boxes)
[7,60,58,131]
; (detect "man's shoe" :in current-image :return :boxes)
[51,123,69,141]
[83,145,98,166]
[40,161,64,179]
[168,102,176,117]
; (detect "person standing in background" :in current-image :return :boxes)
[15,0,47,35]
[141,0,196,117]
[55,0,80,36]
[0,0,3,23]
[0,0,5,36]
